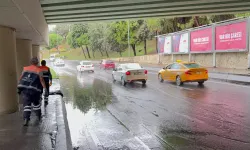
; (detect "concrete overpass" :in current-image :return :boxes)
[40,0,250,24]
[1,0,250,114]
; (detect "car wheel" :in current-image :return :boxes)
[198,81,204,85]
[142,80,146,85]
[176,76,183,86]
[158,74,164,83]
[121,77,127,86]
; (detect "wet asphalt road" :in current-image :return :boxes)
[51,60,250,150]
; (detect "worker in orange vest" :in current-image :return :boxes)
[39,60,52,105]
[17,57,47,126]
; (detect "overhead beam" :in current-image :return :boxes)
[47,8,250,24]
[43,0,241,16]
[45,2,250,20]
[42,0,240,11]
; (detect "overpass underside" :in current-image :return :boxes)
[40,0,250,24]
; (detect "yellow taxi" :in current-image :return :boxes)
[158,60,208,86]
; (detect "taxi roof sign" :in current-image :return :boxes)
[176,60,182,63]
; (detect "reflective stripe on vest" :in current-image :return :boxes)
[39,66,50,79]
[18,65,43,92]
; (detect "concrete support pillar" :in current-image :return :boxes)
[0,26,18,114]
[16,39,32,78]
[32,45,40,62]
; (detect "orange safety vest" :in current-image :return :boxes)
[17,65,43,93]
[39,66,51,82]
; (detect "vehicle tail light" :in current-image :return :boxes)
[126,71,131,75]
[144,70,148,74]
[185,71,191,75]
[205,70,208,74]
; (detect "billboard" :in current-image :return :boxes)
[173,33,189,53]
[164,36,172,53]
[157,36,165,53]
[215,21,247,51]
[191,28,212,52]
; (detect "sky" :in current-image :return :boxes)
[49,25,56,31]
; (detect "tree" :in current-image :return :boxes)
[54,24,70,40]
[67,24,90,58]
[236,13,250,18]
[88,23,106,58]
[137,22,150,55]
[110,21,140,56]
[77,34,91,59]
[47,33,63,52]
[208,14,235,23]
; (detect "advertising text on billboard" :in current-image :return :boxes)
[191,27,212,52]
[215,21,247,51]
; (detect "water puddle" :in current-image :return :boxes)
[59,73,113,148]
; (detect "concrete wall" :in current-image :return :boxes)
[191,53,213,67]
[216,52,248,69]
[111,52,249,69]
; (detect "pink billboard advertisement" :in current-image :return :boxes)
[215,21,247,50]
[191,28,212,52]
[173,33,189,53]
[157,36,165,53]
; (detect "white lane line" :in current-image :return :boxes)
[134,136,151,150]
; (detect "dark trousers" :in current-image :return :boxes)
[44,82,50,98]
[21,89,41,120]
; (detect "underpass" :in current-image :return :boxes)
[51,60,250,150]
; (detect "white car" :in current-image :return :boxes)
[49,55,55,62]
[53,58,65,66]
[77,61,94,72]
[112,63,148,86]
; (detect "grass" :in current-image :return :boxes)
[41,39,157,60]
[50,68,59,79]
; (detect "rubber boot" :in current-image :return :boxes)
[23,119,29,126]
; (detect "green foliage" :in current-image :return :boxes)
[236,13,250,18]
[76,34,89,47]
[208,14,235,23]
[53,24,70,39]
[59,13,245,59]
[47,33,63,50]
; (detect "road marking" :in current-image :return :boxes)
[134,136,151,150]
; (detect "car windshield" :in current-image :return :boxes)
[124,63,142,69]
[104,60,114,64]
[184,63,200,68]
[81,61,91,65]
[50,56,55,58]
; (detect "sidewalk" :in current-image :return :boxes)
[0,80,72,150]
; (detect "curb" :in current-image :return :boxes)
[209,77,250,85]
[208,71,250,77]
[52,79,73,150]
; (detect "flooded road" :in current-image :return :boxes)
[51,60,250,150]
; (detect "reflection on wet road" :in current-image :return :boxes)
[51,61,250,150]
